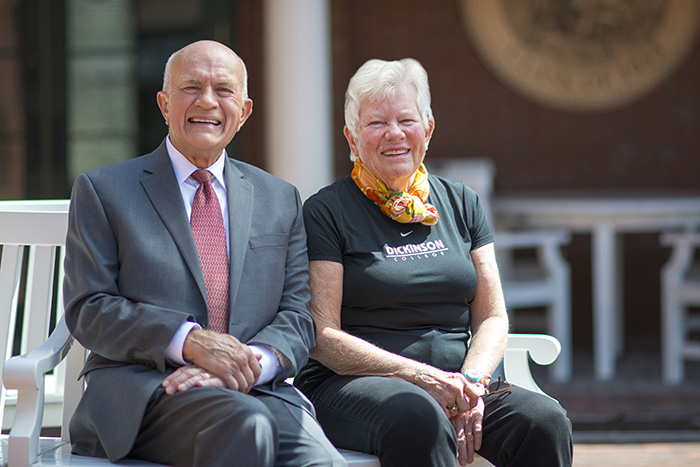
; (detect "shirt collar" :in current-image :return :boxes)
[166,136,227,189]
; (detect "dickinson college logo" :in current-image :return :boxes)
[384,239,448,261]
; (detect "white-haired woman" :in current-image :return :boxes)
[294,58,573,467]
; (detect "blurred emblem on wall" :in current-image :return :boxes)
[459,0,700,113]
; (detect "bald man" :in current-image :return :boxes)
[64,40,346,467]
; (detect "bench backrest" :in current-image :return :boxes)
[0,200,75,432]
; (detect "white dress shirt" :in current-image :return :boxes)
[162,137,280,385]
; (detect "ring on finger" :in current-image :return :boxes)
[450,404,459,413]
[467,431,473,436]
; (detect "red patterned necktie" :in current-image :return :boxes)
[190,169,229,333]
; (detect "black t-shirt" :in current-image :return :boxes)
[301,174,494,374]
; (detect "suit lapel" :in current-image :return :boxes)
[224,157,254,324]
[140,143,207,304]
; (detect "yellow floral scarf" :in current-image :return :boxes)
[351,159,439,226]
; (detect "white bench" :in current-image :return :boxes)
[1,200,560,467]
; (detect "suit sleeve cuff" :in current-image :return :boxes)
[165,321,201,365]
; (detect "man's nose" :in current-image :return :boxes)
[196,86,218,107]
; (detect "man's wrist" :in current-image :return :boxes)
[165,321,201,365]
[182,328,209,364]
[249,344,283,385]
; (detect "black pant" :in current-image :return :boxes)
[296,374,573,467]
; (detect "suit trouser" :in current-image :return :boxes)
[129,385,347,467]
[295,374,573,467]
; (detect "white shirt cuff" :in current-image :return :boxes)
[249,344,281,386]
[165,321,201,365]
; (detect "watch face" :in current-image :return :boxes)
[459,0,700,113]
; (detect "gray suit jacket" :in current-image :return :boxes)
[63,141,315,461]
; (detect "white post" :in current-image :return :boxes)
[264,0,333,201]
[592,222,617,381]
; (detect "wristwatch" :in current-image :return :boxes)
[463,368,489,387]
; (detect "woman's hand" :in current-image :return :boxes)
[452,396,485,465]
[415,366,475,417]
[162,364,226,395]
[414,366,487,464]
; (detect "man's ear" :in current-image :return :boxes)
[237,99,254,131]
[157,91,170,125]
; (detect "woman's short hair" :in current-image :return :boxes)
[344,58,433,160]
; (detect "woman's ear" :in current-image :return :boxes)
[344,126,359,159]
[425,119,436,148]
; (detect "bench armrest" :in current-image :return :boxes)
[661,231,700,281]
[504,334,561,397]
[661,231,700,247]
[3,316,74,467]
